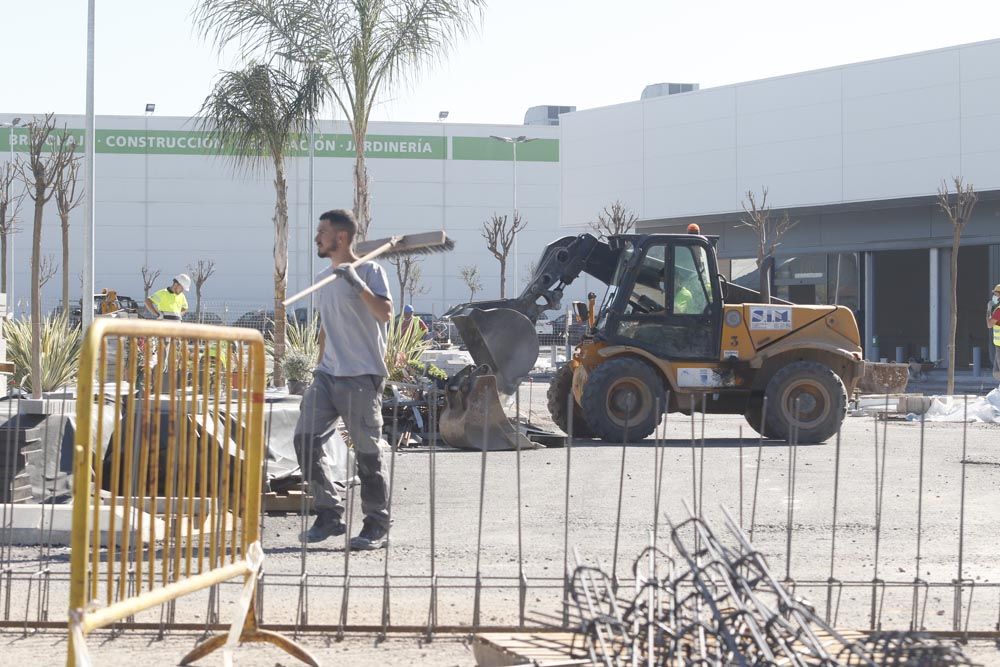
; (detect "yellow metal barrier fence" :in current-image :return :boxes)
[66,319,315,666]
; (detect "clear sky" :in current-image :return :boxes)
[5,0,1000,125]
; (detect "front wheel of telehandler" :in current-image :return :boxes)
[580,357,664,443]
[763,361,847,443]
[547,363,593,438]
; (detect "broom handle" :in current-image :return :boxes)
[282,239,396,307]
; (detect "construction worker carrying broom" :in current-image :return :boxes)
[295,209,394,550]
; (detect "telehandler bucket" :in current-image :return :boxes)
[438,365,536,451]
[450,307,539,395]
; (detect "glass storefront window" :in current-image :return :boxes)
[768,252,859,311]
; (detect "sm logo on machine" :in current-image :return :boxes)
[749,306,792,330]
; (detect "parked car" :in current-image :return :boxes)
[183,311,225,326]
[62,291,140,328]
[232,308,308,336]
[551,313,588,346]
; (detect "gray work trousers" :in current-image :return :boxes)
[293,371,389,530]
[993,344,1000,381]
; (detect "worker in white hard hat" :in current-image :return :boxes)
[146,273,191,320]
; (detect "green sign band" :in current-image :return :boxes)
[0,128,558,162]
[451,136,559,162]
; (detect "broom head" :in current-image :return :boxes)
[356,231,455,259]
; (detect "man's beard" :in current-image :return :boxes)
[317,237,340,258]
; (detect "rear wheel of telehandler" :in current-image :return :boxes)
[581,357,664,443]
[547,363,593,438]
[763,361,847,443]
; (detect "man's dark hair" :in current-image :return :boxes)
[319,209,358,241]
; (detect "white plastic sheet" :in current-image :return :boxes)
[916,387,1000,424]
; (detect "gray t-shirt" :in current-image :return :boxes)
[315,261,392,378]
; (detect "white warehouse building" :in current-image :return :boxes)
[0,115,571,321]
[560,38,1000,367]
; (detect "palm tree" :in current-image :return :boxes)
[198,63,327,387]
[194,0,484,240]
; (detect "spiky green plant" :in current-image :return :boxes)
[385,314,431,383]
[4,312,82,393]
[265,315,320,382]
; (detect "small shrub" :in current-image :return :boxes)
[281,349,313,383]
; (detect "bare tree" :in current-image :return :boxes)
[405,261,429,304]
[388,254,427,311]
[459,264,482,301]
[482,212,527,298]
[17,114,75,399]
[0,162,24,295]
[738,188,796,303]
[37,254,57,288]
[937,177,978,395]
[589,200,638,240]
[187,259,217,322]
[140,265,161,301]
[523,258,538,287]
[54,151,83,316]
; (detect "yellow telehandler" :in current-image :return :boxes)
[440,232,863,448]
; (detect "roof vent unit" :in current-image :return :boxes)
[641,82,699,99]
[523,105,576,126]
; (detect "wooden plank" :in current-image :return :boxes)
[263,489,313,514]
[473,632,589,667]
[474,628,910,665]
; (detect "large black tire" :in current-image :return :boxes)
[763,361,847,443]
[743,396,772,438]
[547,364,593,438]
[580,357,664,443]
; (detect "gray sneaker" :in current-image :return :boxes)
[349,521,388,550]
[301,513,347,543]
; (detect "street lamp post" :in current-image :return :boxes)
[308,117,315,323]
[489,135,535,289]
[82,0,96,330]
[144,104,154,269]
[2,117,22,305]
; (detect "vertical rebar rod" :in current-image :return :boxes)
[610,393,632,591]
[698,394,707,519]
[869,392,891,630]
[378,401,400,639]
[784,398,800,582]
[738,426,744,530]
[561,391,575,626]
[514,386,526,628]
[472,393,489,630]
[826,427,842,624]
[749,397,767,542]
[426,385,438,638]
[954,395,969,631]
[338,392,357,640]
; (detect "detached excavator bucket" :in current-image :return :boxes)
[439,365,536,451]
[450,308,539,395]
